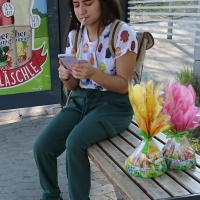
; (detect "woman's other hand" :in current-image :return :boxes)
[70,60,95,80]
[58,60,72,81]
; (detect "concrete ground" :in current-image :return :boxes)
[0,36,196,200]
[0,115,123,200]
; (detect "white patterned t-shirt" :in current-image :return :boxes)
[65,22,138,91]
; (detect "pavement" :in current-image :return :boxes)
[0,114,123,200]
[0,38,196,200]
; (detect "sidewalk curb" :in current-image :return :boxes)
[0,104,62,122]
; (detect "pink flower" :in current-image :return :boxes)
[163,82,200,132]
[184,107,200,130]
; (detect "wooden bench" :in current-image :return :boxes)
[87,119,200,200]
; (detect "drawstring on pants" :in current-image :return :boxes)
[79,89,102,121]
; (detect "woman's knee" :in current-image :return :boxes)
[33,133,52,156]
[33,136,44,156]
[66,136,84,153]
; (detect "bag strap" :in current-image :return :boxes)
[133,31,154,84]
[136,32,154,61]
[109,19,125,57]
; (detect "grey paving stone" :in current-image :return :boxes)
[90,194,117,200]
[0,193,19,200]
[0,140,6,146]
[15,158,36,165]
[14,152,34,160]
[16,197,34,200]
[14,189,42,198]
[5,135,28,143]
[0,170,26,181]
[0,161,16,169]
[1,182,28,193]
[90,184,116,196]
[58,171,67,179]
[26,182,41,190]
[91,180,102,189]
[91,172,111,185]
[0,178,19,187]
[58,158,66,166]
[59,184,68,193]
[106,191,124,200]
[91,165,101,173]
[33,196,44,200]
[23,169,39,177]
[12,175,38,183]
[0,168,13,175]
[58,177,68,188]
[0,150,20,159]
[3,142,26,149]
[0,148,9,154]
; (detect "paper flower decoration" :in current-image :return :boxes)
[125,80,171,178]
[162,82,200,170]
[128,80,171,138]
[163,82,200,132]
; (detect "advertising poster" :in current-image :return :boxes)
[0,0,51,95]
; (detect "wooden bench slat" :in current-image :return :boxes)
[111,133,139,156]
[166,169,200,193]
[110,135,190,197]
[159,194,200,200]
[87,144,151,200]
[120,130,141,148]
[98,140,171,200]
[185,167,200,183]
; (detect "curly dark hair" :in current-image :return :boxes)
[66,0,122,36]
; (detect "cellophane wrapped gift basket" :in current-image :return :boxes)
[162,82,200,170]
[125,80,171,178]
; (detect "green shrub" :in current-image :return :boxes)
[175,66,192,86]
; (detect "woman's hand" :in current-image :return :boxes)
[58,60,72,81]
[70,60,95,80]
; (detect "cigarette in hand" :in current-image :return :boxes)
[80,18,85,29]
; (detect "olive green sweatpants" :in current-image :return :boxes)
[33,87,133,200]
